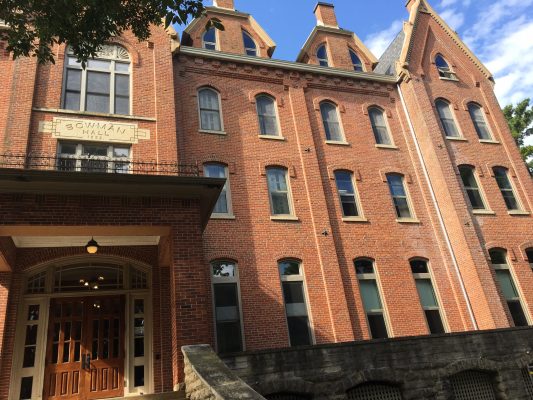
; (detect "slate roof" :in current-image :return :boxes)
[373,30,405,76]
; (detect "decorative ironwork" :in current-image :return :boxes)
[0,153,200,177]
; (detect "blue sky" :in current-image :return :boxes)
[176,0,533,108]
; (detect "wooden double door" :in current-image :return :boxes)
[43,296,125,400]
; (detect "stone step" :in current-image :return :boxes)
[107,390,185,400]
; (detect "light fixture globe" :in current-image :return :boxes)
[86,238,99,254]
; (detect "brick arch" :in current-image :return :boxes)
[248,90,284,106]
[106,36,141,65]
[353,256,376,263]
[313,97,344,112]
[407,255,430,263]
[327,165,361,181]
[462,99,489,113]
[200,157,236,174]
[519,241,533,261]
[208,256,239,265]
[434,97,460,112]
[277,257,303,264]
[340,369,405,392]
[430,49,456,69]
[485,245,518,262]
[193,84,228,100]
[254,377,315,399]
[363,103,392,118]
[260,162,297,178]
[378,169,412,184]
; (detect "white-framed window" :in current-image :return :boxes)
[317,44,329,67]
[320,101,344,142]
[435,54,457,80]
[489,249,529,327]
[198,88,223,132]
[57,141,131,173]
[256,95,280,136]
[458,165,488,211]
[242,30,257,56]
[334,171,362,218]
[202,28,217,50]
[493,167,521,211]
[386,174,414,220]
[210,261,244,353]
[349,49,364,72]
[63,44,131,115]
[410,259,446,334]
[278,260,312,347]
[435,99,461,138]
[468,103,493,140]
[355,258,389,339]
[266,167,294,217]
[368,107,393,146]
[203,163,233,217]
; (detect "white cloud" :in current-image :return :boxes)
[365,20,403,59]
[440,9,465,30]
[440,0,471,8]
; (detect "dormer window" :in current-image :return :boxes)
[435,54,457,80]
[317,45,329,67]
[203,28,217,50]
[349,50,364,72]
[242,31,257,56]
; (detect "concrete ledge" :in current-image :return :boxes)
[182,345,265,400]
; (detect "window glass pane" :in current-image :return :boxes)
[134,365,144,387]
[425,309,445,334]
[199,89,221,131]
[257,96,278,136]
[287,316,311,346]
[271,193,290,215]
[508,300,528,327]
[214,283,238,309]
[493,168,519,210]
[65,92,81,111]
[283,282,306,305]
[317,45,328,67]
[436,100,460,137]
[369,108,391,145]
[527,249,533,264]
[435,55,449,70]
[204,164,229,214]
[213,282,242,353]
[320,103,342,141]
[243,31,257,56]
[410,260,428,274]
[355,259,374,275]
[115,62,130,72]
[66,69,82,91]
[20,377,33,400]
[268,168,289,190]
[203,28,216,45]
[359,280,382,312]
[216,321,242,353]
[495,269,518,300]
[335,172,358,217]
[350,50,363,72]
[367,314,388,339]
[489,250,507,265]
[459,167,486,209]
[212,262,236,278]
[468,104,491,140]
[279,261,301,276]
[86,94,110,113]
[416,279,438,308]
[54,265,123,292]
[87,59,111,70]
[267,169,291,215]
[68,56,82,67]
[392,197,411,218]
[115,74,129,97]
[115,97,129,115]
[87,71,110,94]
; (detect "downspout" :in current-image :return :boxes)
[397,83,478,330]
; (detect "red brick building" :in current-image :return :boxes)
[0,0,532,398]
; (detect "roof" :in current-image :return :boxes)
[374,30,405,76]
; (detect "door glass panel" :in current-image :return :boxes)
[134,365,145,387]
[20,377,33,400]
[92,320,99,359]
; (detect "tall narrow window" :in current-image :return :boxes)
[349,50,364,72]
[211,261,243,353]
[458,165,487,210]
[355,259,388,339]
[527,249,533,269]
[410,259,445,334]
[320,102,344,142]
[369,107,392,145]
[256,95,279,136]
[242,31,257,56]
[317,45,329,67]
[435,54,457,80]
[198,88,222,132]
[204,163,232,216]
[490,249,528,327]
[435,99,460,138]
[468,103,493,140]
[63,44,130,115]
[334,171,360,218]
[386,174,413,219]
[202,28,217,50]
[266,168,293,216]
[278,261,312,347]
[493,167,520,211]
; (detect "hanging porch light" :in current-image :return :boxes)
[85,237,99,254]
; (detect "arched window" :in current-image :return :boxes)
[449,370,497,400]
[493,167,521,211]
[458,165,487,210]
[202,28,217,50]
[317,45,329,67]
[468,103,493,140]
[210,260,244,353]
[320,102,344,142]
[63,44,131,115]
[368,107,392,145]
[256,95,279,136]
[349,49,364,72]
[198,88,223,132]
[242,30,257,56]
[334,171,362,218]
[435,54,457,80]
[386,174,413,219]
[204,163,232,216]
[526,249,533,268]
[347,382,403,400]
[435,99,460,138]
[266,167,294,216]
[489,249,528,327]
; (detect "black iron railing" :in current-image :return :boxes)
[0,153,200,177]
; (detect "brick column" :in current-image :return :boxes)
[287,81,355,343]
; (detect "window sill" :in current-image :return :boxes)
[270,215,299,222]
[439,77,459,82]
[210,214,236,220]
[472,209,496,215]
[396,218,420,224]
[32,107,156,122]
[445,137,467,142]
[325,140,350,146]
[508,210,530,216]
[375,144,398,150]
[259,135,286,141]
[199,129,227,136]
[479,139,500,144]
[342,217,369,223]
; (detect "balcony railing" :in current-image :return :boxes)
[0,153,200,177]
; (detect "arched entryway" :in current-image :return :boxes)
[10,257,153,400]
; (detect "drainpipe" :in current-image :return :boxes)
[397,83,478,330]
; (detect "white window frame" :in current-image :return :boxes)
[386,174,417,222]
[334,170,365,221]
[62,45,132,115]
[210,261,246,353]
[435,99,463,139]
[197,88,225,134]
[56,142,132,173]
[435,54,458,81]
[468,103,494,142]
[255,94,282,138]
[242,30,258,57]
[204,163,234,218]
[317,44,329,67]
[349,49,364,72]
[369,107,395,147]
[320,101,347,144]
[202,28,218,50]
[492,167,524,212]
[266,167,296,219]
[458,165,491,213]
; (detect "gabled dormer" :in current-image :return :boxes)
[297,2,377,72]
[181,0,276,58]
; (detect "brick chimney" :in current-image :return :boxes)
[314,2,338,28]
[213,0,234,9]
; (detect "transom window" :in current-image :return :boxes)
[369,107,392,145]
[266,167,294,216]
[435,99,461,138]
[317,45,329,67]
[334,171,361,218]
[458,165,487,210]
[63,44,131,115]
[198,88,223,132]
[204,163,233,216]
[493,167,521,211]
[57,142,131,173]
[203,28,217,50]
[256,95,279,136]
[435,54,457,80]
[242,31,257,56]
[386,174,413,219]
[349,50,364,72]
[320,101,344,142]
[468,103,493,140]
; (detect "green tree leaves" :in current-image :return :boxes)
[503,99,533,173]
